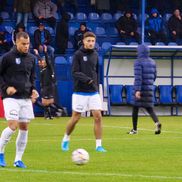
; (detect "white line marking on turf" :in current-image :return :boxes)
[0,168,182,180]
[31,123,182,134]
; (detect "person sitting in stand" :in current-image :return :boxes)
[0,25,12,53]
[74,22,90,49]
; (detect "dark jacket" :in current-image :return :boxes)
[168,14,182,34]
[72,46,99,93]
[14,0,31,13]
[34,28,52,49]
[133,44,156,107]
[56,13,70,54]
[0,46,36,99]
[145,9,165,33]
[35,52,55,97]
[116,12,138,33]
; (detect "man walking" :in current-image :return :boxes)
[0,32,38,168]
[128,44,162,135]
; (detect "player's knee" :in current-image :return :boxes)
[8,121,18,131]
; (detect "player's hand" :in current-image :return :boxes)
[135,91,141,99]
[31,89,39,103]
[34,49,39,55]
[6,87,17,95]
[43,45,47,53]
[88,80,93,85]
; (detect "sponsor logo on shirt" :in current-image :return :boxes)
[15,58,21,65]
[83,56,88,62]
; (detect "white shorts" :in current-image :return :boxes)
[3,98,34,122]
[72,93,102,113]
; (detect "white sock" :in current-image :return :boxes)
[0,127,15,153]
[15,130,28,162]
[155,122,160,126]
[96,139,102,148]
[62,134,70,142]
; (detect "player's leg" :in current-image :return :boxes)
[14,99,34,168]
[14,122,29,168]
[128,106,139,134]
[61,111,81,151]
[61,93,87,151]
[89,93,106,152]
[92,110,106,152]
[145,107,162,134]
[0,120,17,167]
[0,98,20,167]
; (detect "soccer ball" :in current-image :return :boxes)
[72,148,89,165]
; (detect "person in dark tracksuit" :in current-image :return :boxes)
[128,44,162,135]
[0,32,39,168]
[61,32,106,152]
[34,46,66,119]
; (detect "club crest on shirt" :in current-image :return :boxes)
[15,58,21,64]
[83,56,88,62]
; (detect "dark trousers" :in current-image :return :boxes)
[148,30,167,45]
[120,31,140,44]
[132,106,159,131]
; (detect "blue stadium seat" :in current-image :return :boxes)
[125,85,134,105]
[69,26,77,36]
[168,42,177,46]
[109,85,123,105]
[45,27,55,36]
[5,26,13,33]
[155,42,165,46]
[175,85,182,104]
[101,13,112,22]
[129,42,138,45]
[101,42,112,51]
[94,27,106,37]
[54,56,71,80]
[116,42,126,45]
[68,12,74,20]
[107,27,119,37]
[88,12,100,21]
[0,11,10,20]
[158,85,173,104]
[113,12,122,20]
[67,41,74,49]
[76,12,87,21]
[28,26,37,35]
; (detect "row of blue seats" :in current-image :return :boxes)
[109,85,182,106]
[0,11,124,22]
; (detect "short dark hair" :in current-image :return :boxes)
[16,32,29,40]
[83,31,96,39]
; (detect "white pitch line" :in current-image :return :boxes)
[31,122,182,134]
[0,168,182,180]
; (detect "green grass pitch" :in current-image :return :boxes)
[0,116,182,182]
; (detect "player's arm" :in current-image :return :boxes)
[30,57,38,103]
[0,56,9,93]
[134,61,142,99]
[43,46,55,80]
[72,54,93,84]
